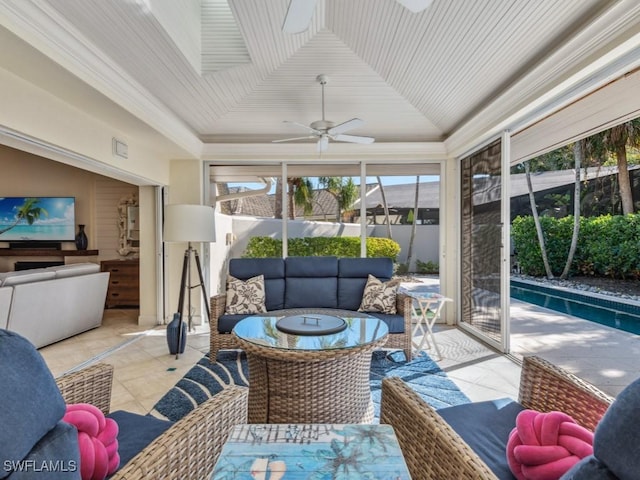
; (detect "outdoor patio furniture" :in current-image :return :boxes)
[210,256,412,361]
[1,328,248,480]
[381,355,614,480]
[233,313,388,424]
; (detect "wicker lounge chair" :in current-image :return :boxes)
[57,363,247,479]
[1,328,248,480]
[380,355,614,480]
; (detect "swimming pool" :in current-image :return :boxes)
[511,279,640,335]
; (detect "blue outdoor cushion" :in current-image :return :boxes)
[106,411,173,471]
[337,258,393,310]
[229,258,285,310]
[562,376,640,480]
[8,421,81,479]
[365,312,405,334]
[437,398,525,480]
[0,330,68,479]
[284,257,338,309]
[560,455,618,479]
[217,313,253,333]
[285,256,338,277]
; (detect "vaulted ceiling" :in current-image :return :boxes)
[1,0,640,159]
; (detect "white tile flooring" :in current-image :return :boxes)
[38,284,640,414]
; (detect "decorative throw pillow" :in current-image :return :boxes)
[225,275,267,314]
[506,409,594,480]
[358,274,399,314]
[64,403,120,480]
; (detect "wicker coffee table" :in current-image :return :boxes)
[233,310,388,424]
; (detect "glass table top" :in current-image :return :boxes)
[233,314,389,351]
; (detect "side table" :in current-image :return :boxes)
[210,424,412,479]
[399,284,451,359]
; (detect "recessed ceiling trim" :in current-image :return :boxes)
[202,141,447,162]
[0,0,203,158]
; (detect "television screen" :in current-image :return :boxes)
[0,197,76,242]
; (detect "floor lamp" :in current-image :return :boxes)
[163,204,216,358]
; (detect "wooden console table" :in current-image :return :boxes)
[101,259,139,308]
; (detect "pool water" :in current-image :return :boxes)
[511,280,640,335]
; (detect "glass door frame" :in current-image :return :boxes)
[457,131,511,353]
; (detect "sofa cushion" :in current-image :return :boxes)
[217,313,254,333]
[229,258,285,311]
[365,312,405,334]
[358,275,400,314]
[49,262,100,278]
[106,411,173,471]
[225,275,267,315]
[1,269,56,287]
[437,398,525,480]
[337,257,393,310]
[284,257,338,309]
[8,421,81,479]
[0,329,67,479]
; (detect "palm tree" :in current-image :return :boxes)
[524,161,554,279]
[0,197,48,236]
[376,176,393,239]
[602,119,640,215]
[274,177,315,219]
[288,177,314,219]
[406,176,420,271]
[318,177,359,221]
[560,140,583,279]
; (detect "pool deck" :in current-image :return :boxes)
[420,278,640,401]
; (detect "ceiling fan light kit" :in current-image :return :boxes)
[273,74,375,152]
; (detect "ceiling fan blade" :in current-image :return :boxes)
[282,0,317,34]
[333,134,375,144]
[396,0,433,13]
[283,120,320,134]
[317,135,329,152]
[273,135,317,143]
[327,118,364,135]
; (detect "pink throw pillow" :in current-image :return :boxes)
[507,409,593,480]
[64,403,120,480]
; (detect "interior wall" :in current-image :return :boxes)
[0,144,138,270]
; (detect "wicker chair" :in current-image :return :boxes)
[56,363,248,479]
[210,295,413,362]
[380,355,614,480]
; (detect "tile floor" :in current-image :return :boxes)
[38,287,640,415]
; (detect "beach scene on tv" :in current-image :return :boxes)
[0,197,76,242]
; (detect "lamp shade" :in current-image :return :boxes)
[163,204,216,243]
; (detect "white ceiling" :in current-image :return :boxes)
[1,0,640,157]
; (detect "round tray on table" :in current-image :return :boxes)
[276,314,347,336]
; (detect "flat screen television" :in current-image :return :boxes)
[0,196,76,242]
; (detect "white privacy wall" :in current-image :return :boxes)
[208,215,441,295]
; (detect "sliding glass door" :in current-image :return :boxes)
[459,136,510,352]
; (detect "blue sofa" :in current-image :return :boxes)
[209,256,411,361]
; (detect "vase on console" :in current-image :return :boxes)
[75,224,88,250]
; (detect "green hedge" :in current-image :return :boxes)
[511,214,640,279]
[243,236,401,260]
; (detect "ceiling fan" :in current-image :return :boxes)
[273,74,375,152]
[283,0,433,34]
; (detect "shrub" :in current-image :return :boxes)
[512,213,640,279]
[416,260,439,274]
[243,236,401,261]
